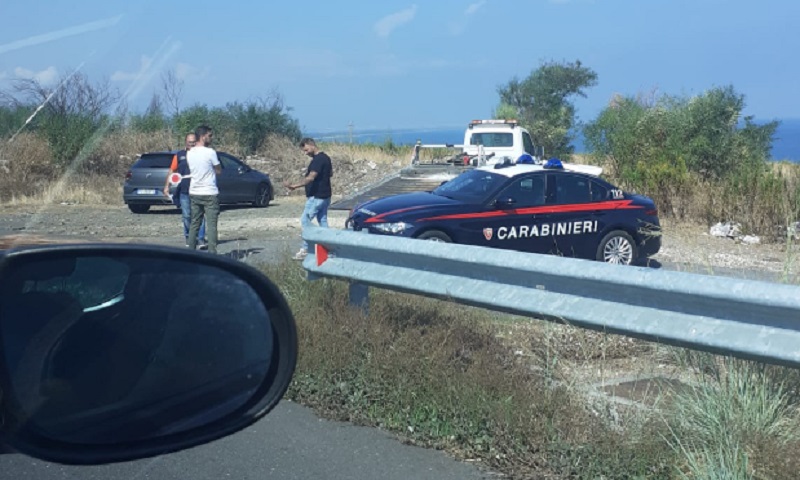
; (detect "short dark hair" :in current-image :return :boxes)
[299,137,316,148]
[195,125,212,139]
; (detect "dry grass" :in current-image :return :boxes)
[268,260,678,479]
[0,130,174,204]
[592,151,800,241]
[320,141,412,165]
[2,173,122,206]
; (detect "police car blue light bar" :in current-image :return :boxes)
[543,158,564,169]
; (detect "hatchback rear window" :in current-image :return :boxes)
[132,154,173,169]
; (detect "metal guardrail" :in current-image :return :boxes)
[301,227,800,368]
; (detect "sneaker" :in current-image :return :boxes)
[198,241,208,250]
[293,248,307,260]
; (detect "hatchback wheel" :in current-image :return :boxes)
[597,230,636,265]
[253,183,271,207]
[127,204,150,214]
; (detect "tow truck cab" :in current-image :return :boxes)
[462,119,541,163]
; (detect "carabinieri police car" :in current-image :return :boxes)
[345,158,661,265]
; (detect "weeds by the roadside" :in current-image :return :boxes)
[265,259,679,478]
[262,258,800,478]
[662,352,800,479]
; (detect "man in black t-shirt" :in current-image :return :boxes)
[285,137,333,260]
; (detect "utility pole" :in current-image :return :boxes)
[348,121,354,144]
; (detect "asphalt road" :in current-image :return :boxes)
[0,401,495,480]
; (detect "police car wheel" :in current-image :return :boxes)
[417,230,452,243]
[597,230,636,265]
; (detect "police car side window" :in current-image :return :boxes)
[499,175,545,207]
[554,175,591,204]
[590,181,608,202]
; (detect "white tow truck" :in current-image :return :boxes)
[410,119,543,167]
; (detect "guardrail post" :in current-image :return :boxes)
[349,282,369,314]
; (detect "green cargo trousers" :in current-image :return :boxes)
[188,194,220,253]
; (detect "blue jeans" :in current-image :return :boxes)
[180,193,206,243]
[301,196,330,250]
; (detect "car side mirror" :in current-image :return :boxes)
[0,244,297,465]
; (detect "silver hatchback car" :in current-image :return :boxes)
[123,151,274,213]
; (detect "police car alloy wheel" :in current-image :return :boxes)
[597,230,636,265]
[417,230,452,243]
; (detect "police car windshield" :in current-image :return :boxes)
[433,170,507,201]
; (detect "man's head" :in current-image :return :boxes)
[299,137,318,157]
[195,126,213,146]
[185,133,197,150]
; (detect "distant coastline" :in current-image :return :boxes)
[311,118,800,163]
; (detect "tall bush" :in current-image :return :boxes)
[583,86,791,232]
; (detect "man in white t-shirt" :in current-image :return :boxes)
[186,125,222,253]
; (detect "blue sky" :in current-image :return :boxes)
[1,0,798,134]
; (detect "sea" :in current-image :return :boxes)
[311,118,800,163]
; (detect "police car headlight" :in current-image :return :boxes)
[372,222,412,234]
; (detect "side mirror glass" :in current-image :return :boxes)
[0,245,297,464]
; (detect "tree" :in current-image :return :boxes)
[585,86,778,182]
[228,94,302,154]
[493,103,517,120]
[497,60,597,158]
[161,69,184,119]
[11,72,120,164]
[130,93,168,133]
[173,93,301,155]
[0,93,35,139]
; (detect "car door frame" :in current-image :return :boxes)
[548,172,602,259]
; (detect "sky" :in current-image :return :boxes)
[1,0,798,135]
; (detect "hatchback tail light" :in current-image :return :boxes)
[645,208,658,216]
[125,170,132,181]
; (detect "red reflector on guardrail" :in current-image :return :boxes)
[315,244,329,266]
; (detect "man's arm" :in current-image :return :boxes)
[284,171,318,190]
[212,152,222,175]
[163,155,179,195]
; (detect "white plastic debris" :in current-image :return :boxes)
[788,221,800,240]
[740,235,760,245]
[710,222,741,238]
